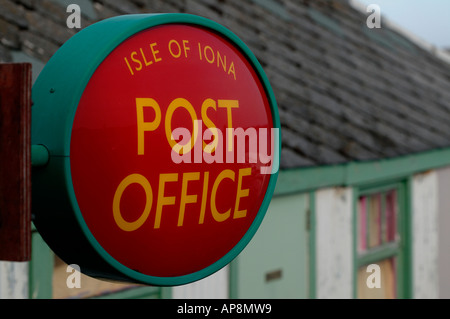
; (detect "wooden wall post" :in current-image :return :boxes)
[0,63,32,261]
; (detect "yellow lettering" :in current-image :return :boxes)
[201,98,218,153]
[228,61,236,80]
[182,40,190,58]
[217,51,226,72]
[140,47,153,66]
[218,100,239,151]
[150,42,162,63]
[168,39,181,58]
[211,170,235,222]
[204,45,214,64]
[197,43,236,80]
[165,98,198,155]
[178,172,200,226]
[113,174,153,232]
[199,171,209,224]
[234,168,251,219]
[124,57,134,75]
[154,173,178,229]
[112,168,250,230]
[198,42,203,60]
[136,98,162,155]
[130,51,142,71]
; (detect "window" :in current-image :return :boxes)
[52,255,146,299]
[354,182,410,299]
[30,228,168,299]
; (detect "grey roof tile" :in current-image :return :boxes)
[2,0,450,170]
[0,0,28,29]
[280,148,315,168]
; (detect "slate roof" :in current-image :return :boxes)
[2,0,450,169]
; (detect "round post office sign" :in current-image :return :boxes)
[32,14,280,286]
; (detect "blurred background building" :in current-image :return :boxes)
[1,0,450,299]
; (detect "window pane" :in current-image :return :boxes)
[357,187,401,299]
[358,189,398,251]
[358,197,367,253]
[368,194,382,248]
[357,257,397,299]
[385,190,397,243]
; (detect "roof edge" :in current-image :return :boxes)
[348,0,450,65]
[274,146,450,196]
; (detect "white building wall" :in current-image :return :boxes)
[412,171,439,298]
[315,187,353,299]
[172,266,229,299]
[435,165,450,298]
[0,261,29,299]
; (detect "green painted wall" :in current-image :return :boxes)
[231,193,310,298]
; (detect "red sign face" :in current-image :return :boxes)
[70,24,275,278]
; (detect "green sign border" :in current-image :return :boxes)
[32,13,280,286]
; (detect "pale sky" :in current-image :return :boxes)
[355,0,450,49]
